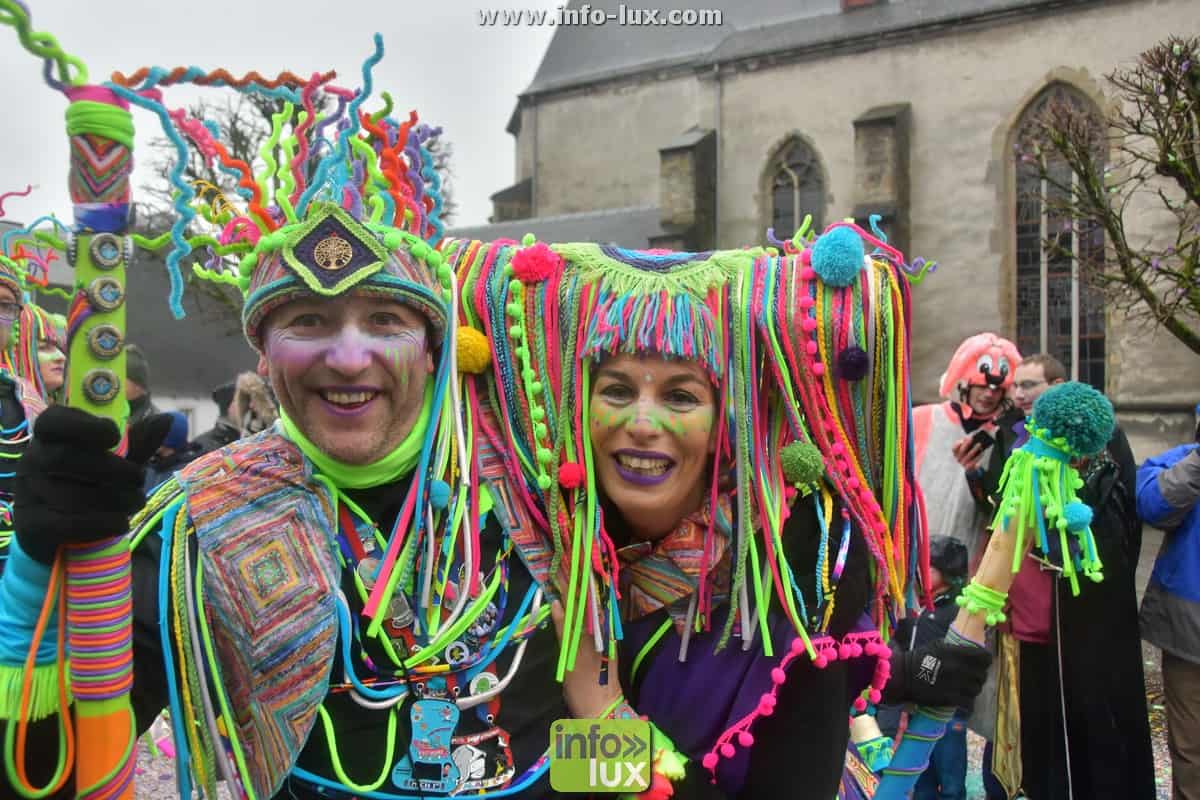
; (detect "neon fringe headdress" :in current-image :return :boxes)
[449,217,930,673]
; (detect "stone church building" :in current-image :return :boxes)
[452,0,1200,458]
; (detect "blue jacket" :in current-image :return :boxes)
[1137,444,1200,663]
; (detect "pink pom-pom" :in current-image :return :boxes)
[738,731,755,748]
[812,362,826,376]
[702,753,719,772]
[790,637,806,655]
[805,341,818,355]
[831,442,845,455]
[869,688,882,704]
[800,250,813,267]
[510,241,562,283]
[558,461,585,489]
[798,296,814,309]
[853,697,868,713]
[838,644,853,660]
[800,267,816,280]
[761,693,777,708]
[813,655,828,669]
[823,646,839,661]
[720,743,736,758]
[864,642,883,657]
[770,667,787,685]
[847,478,860,490]
[758,701,775,717]
[801,318,818,332]
[851,643,864,657]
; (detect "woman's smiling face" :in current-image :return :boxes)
[588,353,718,541]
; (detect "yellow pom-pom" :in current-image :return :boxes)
[456,326,492,374]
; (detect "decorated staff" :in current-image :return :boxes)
[0,3,140,798]
[875,381,1113,798]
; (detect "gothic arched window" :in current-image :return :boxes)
[769,138,825,238]
[1013,84,1107,389]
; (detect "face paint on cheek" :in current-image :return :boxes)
[381,329,428,392]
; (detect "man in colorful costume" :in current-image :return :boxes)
[0,64,572,798]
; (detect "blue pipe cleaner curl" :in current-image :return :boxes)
[107,83,194,319]
[296,34,383,217]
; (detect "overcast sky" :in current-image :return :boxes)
[0,0,560,229]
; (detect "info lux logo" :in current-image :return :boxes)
[549,719,652,792]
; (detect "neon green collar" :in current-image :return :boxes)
[279,385,432,489]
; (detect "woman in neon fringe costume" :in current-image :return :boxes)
[0,253,47,570]
[11,303,67,406]
[448,221,991,797]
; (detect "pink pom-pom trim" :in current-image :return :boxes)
[558,461,585,489]
[510,241,562,283]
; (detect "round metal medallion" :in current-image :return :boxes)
[86,277,125,312]
[82,369,120,404]
[89,234,124,270]
[313,234,354,271]
[87,324,123,359]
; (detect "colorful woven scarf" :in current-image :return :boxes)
[617,493,731,632]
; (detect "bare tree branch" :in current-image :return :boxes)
[1018,36,1200,355]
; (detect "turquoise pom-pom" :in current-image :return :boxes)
[429,480,451,510]
[1030,381,1115,457]
[1063,501,1093,532]
[810,226,864,287]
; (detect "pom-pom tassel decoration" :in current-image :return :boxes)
[990,381,1113,596]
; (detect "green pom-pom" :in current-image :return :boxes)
[537,473,552,490]
[410,242,431,262]
[521,233,536,247]
[537,448,554,465]
[531,407,546,421]
[780,442,824,485]
[508,325,522,339]
[1030,381,1115,457]
[507,303,523,318]
[383,231,404,250]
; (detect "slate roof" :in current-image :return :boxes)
[523,0,1108,96]
[448,206,667,247]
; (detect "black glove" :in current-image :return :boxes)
[14,406,147,565]
[880,639,992,709]
[126,412,174,467]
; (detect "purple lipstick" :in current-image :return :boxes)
[613,449,675,486]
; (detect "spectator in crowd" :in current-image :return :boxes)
[124,343,160,426]
[142,410,202,493]
[1137,404,1200,800]
[978,354,1154,799]
[191,380,239,455]
[230,370,277,436]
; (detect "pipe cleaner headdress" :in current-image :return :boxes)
[450,219,929,672]
[938,332,1021,401]
[128,38,453,351]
